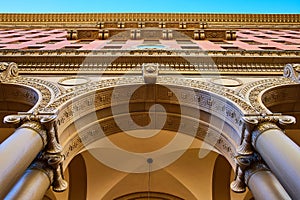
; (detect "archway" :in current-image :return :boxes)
[261,84,300,145]
[0,83,39,142]
[44,78,251,199]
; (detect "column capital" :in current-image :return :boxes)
[4,113,50,148]
[4,112,62,153]
[232,113,296,194]
[237,113,295,155]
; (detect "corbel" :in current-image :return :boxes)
[194,30,200,40]
[162,30,173,40]
[4,112,68,192]
[66,30,77,40]
[159,22,166,28]
[194,30,205,40]
[226,30,237,40]
[199,22,208,29]
[96,22,105,29]
[130,29,141,40]
[138,22,145,28]
[179,22,187,29]
[117,22,125,28]
[142,63,159,84]
[98,30,109,40]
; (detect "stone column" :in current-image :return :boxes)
[1,113,68,198]
[4,162,53,200]
[252,122,300,200]
[245,163,291,200]
[0,121,46,198]
[4,153,67,200]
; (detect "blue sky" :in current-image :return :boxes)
[0,0,299,13]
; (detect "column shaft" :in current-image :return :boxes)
[0,127,44,198]
[4,169,51,200]
[254,128,300,199]
[247,170,291,200]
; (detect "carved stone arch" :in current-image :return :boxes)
[43,79,251,165]
[0,83,41,141]
[240,77,294,113]
[260,83,300,145]
[12,77,64,109]
[0,62,63,112]
[40,77,256,198]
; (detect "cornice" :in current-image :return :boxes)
[0,13,299,29]
[0,49,299,75]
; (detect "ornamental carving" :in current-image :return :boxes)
[0,62,19,82]
[4,112,68,192]
[283,63,300,83]
[231,153,268,193]
[193,29,236,41]
[242,77,294,113]
[143,63,159,84]
[67,29,109,40]
[237,114,295,154]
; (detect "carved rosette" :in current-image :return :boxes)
[0,62,19,82]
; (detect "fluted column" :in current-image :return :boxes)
[252,122,300,199]
[0,121,46,198]
[245,163,291,200]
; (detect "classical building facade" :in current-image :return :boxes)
[0,13,300,200]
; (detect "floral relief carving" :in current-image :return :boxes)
[240,77,294,113]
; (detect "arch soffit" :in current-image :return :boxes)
[80,145,219,200]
